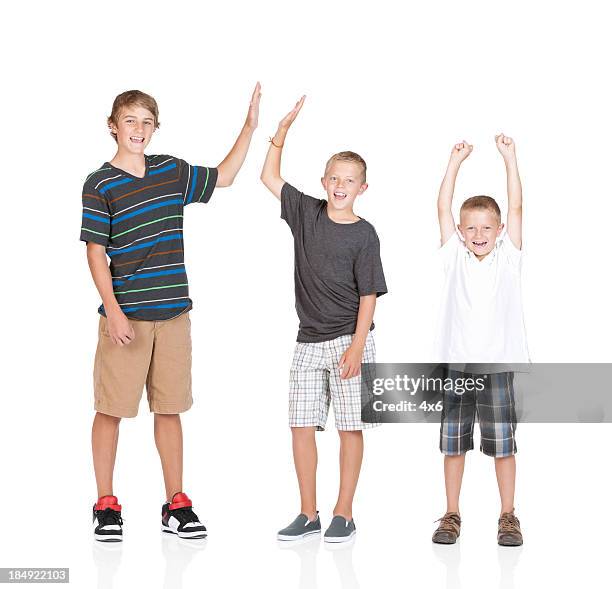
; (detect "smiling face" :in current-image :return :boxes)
[458,208,504,258]
[108,105,156,155]
[321,160,367,213]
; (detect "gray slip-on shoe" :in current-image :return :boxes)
[277,513,321,541]
[324,515,356,543]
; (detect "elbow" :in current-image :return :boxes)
[86,242,107,264]
[216,165,235,188]
[437,204,450,217]
[216,172,234,188]
[260,172,271,189]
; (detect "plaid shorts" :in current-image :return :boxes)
[439,369,517,458]
[288,331,378,431]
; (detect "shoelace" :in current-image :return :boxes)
[434,513,460,532]
[172,507,200,525]
[97,507,123,527]
[499,513,520,533]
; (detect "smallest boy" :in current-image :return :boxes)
[260,96,387,543]
[433,135,529,546]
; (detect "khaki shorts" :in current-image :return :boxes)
[93,312,192,418]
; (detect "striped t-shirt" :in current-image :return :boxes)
[80,154,218,321]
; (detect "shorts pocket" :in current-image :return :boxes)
[99,316,110,337]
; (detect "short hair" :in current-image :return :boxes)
[324,151,367,183]
[460,195,501,223]
[107,90,160,142]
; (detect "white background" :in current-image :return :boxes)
[2,1,611,587]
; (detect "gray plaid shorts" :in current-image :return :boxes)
[439,369,517,458]
[288,331,379,431]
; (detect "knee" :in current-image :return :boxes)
[493,454,516,462]
[291,426,316,440]
[154,412,180,420]
[96,412,121,426]
[153,413,181,429]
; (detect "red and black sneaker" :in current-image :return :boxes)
[161,492,207,539]
[93,495,123,542]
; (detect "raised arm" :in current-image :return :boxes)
[260,95,306,200]
[438,141,472,245]
[215,82,261,187]
[496,133,522,249]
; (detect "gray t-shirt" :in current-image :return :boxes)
[281,182,388,343]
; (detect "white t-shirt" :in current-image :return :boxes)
[434,232,530,364]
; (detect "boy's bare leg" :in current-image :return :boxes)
[154,414,183,502]
[495,455,516,514]
[333,430,364,520]
[444,454,466,513]
[92,412,121,498]
[291,427,318,520]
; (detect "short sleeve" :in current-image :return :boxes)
[280,182,323,233]
[355,227,388,297]
[500,234,522,268]
[80,182,111,247]
[178,158,218,205]
[439,231,461,272]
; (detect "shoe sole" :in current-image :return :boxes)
[498,539,523,547]
[277,530,321,541]
[324,530,356,543]
[161,524,207,539]
[94,534,122,542]
[432,537,459,544]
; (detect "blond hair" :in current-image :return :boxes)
[460,195,501,222]
[324,151,367,183]
[107,90,160,142]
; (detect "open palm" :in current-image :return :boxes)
[279,95,306,131]
[245,82,261,130]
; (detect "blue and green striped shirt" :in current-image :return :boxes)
[80,154,217,321]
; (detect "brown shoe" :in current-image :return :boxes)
[498,510,523,546]
[432,512,461,544]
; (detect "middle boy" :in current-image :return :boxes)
[260,96,388,543]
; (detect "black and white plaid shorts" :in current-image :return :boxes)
[288,331,379,431]
[439,369,517,457]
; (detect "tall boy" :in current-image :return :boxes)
[433,135,528,546]
[260,97,387,543]
[81,85,261,541]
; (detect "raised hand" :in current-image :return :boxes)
[495,133,516,162]
[497,133,522,248]
[278,95,306,132]
[261,95,306,198]
[245,81,261,131]
[215,81,261,187]
[438,141,470,245]
[449,140,473,166]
